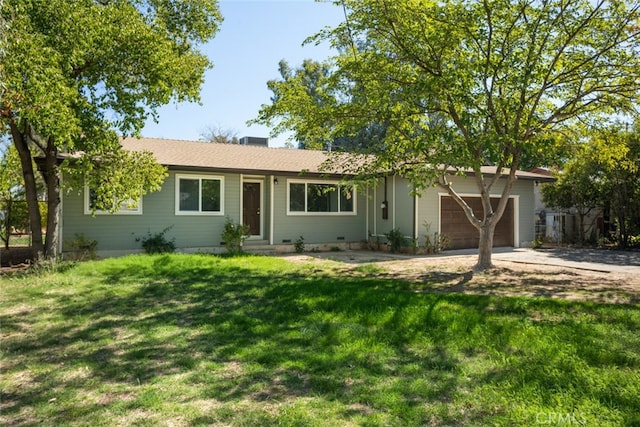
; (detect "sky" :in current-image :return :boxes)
[141,0,345,148]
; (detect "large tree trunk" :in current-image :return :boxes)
[439,162,519,272]
[476,222,496,270]
[577,211,586,246]
[42,138,61,258]
[10,123,45,260]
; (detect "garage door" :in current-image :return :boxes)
[440,196,514,249]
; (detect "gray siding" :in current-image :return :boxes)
[62,169,536,255]
[515,180,536,245]
[367,175,536,248]
[271,177,367,244]
[393,177,416,237]
[366,177,415,239]
[62,171,241,253]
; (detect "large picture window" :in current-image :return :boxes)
[288,180,356,215]
[175,174,224,215]
[84,187,142,215]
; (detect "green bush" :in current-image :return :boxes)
[136,226,176,254]
[294,235,305,253]
[384,228,407,253]
[530,237,544,249]
[221,217,250,255]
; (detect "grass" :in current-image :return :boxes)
[1,253,639,426]
[4,234,31,247]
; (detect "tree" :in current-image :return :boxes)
[0,144,29,249]
[255,0,640,270]
[543,123,640,248]
[261,59,335,150]
[0,0,222,260]
[200,125,240,144]
[541,148,603,246]
[256,59,389,151]
[589,124,640,248]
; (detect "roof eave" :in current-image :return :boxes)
[165,164,350,179]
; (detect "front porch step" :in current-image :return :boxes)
[242,241,279,255]
[243,239,269,246]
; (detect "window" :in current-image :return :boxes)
[84,187,142,215]
[287,180,356,215]
[175,174,224,215]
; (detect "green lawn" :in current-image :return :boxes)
[1,254,639,426]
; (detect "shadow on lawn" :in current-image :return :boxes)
[413,267,640,304]
[2,254,639,425]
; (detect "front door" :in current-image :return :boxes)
[243,182,261,237]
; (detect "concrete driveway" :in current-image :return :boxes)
[487,247,639,274]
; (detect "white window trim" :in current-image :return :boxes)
[175,173,225,216]
[84,187,142,215]
[286,178,357,216]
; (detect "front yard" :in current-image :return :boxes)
[1,254,639,426]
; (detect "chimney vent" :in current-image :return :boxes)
[240,136,268,147]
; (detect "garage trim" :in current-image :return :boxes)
[438,193,520,248]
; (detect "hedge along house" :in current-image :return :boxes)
[60,137,552,257]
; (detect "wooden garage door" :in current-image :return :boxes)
[440,196,514,249]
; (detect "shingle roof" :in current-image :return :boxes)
[121,137,554,181]
[121,137,335,175]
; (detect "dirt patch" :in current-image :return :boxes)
[283,252,640,305]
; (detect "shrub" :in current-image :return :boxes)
[65,233,98,261]
[294,235,305,253]
[423,222,450,254]
[531,237,544,249]
[136,226,176,254]
[384,228,407,253]
[221,217,250,255]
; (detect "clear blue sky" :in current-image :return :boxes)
[141,0,344,147]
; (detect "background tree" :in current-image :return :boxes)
[0,144,29,249]
[543,123,640,248]
[541,148,604,246]
[262,59,335,150]
[0,0,222,260]
[590,125,640,248]
[255,0,640,270]
[200,125,239,144]
[257,59,389,151]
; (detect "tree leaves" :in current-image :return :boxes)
[64,148,167,214]
[254,0,640,268]
[257,0,640,179]
[2,0,221,150]
[0,0,222,257]
[543,122,640,247]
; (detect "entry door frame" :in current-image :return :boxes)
[242,177,264,240]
